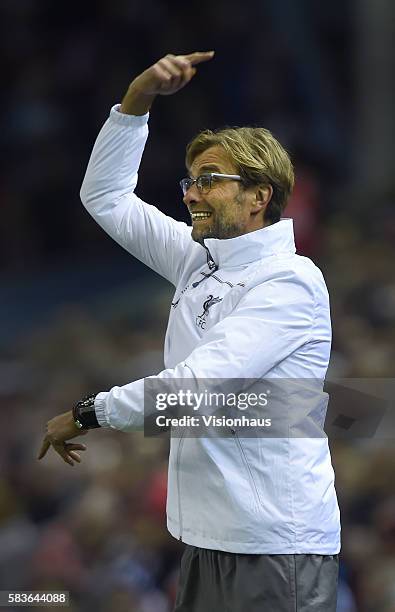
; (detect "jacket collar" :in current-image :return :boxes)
[203,218,296,268]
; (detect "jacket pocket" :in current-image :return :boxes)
[232,430,262,510]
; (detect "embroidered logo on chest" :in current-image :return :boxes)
[196,295,223,329]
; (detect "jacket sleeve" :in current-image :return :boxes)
[94,272,321,431]
[80,105,193,286]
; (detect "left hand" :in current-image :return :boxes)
[38,410,88,466]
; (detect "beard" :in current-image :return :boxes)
[191,217,246,245]
[191,195,246,245]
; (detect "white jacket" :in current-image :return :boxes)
[80,105,341,554]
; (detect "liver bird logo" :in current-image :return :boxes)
[202,295,222,315]
[196,295,223,329]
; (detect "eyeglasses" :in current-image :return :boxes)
[179,173,242,196]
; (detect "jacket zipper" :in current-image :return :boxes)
[206,250,217,270]
[191,251,218,288]
[176,434,185,541]
[175,247,216,541]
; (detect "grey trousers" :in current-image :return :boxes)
[174,546,339,612]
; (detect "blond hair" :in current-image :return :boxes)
[185,127,294,223]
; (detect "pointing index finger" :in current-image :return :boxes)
[38,439,50,460]
[183,51,215,66]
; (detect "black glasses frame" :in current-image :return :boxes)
[179,173,242,196]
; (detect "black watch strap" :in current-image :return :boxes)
[72,394,101,429]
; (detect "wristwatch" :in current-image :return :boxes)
[72,394,101,429]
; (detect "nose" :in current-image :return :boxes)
[183,183,202,208]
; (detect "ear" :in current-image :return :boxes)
[251,185,273,213]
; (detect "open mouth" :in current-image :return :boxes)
[190,212,212,221]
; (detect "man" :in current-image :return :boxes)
[39,51,340,611]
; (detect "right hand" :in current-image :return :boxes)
[121,51,215,115]
[130,51,215,97]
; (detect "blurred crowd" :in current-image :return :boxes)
[1,1,394,611]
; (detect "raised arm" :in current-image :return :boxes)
[80,52,215,286]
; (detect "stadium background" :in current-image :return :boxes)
[1,1,394,610]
